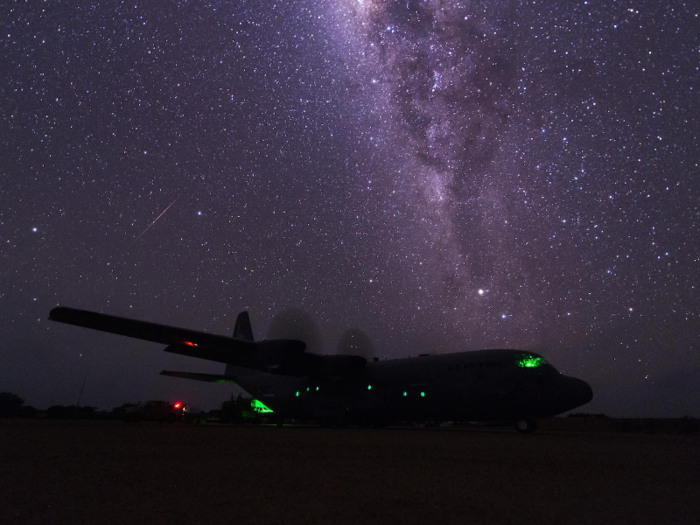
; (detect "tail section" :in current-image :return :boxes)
[226,311,254,376]
[233,311,254,342]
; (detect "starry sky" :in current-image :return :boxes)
[2,0,698,417]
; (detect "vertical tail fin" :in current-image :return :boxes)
[233,311,254,342]
[226,311,255,377]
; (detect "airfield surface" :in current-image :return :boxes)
[1,420,698,524]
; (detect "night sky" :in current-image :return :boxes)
[2,1,698,417]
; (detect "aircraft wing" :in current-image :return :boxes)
[49,306,360,376]
[49,306,257,364]
[49,306,306,370]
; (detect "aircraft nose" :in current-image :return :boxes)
[578,378,593,405]
[558,376,593,412]
[568,377,593,407]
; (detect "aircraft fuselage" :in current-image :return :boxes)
[48,307,593,429]
[228,349,593,425]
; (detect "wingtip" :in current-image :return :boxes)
[48,305,73,321]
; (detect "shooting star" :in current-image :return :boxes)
[137,197,178,239]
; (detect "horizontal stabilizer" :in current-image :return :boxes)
[160,371,237,384]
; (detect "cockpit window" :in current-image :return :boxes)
[515,353,547,368]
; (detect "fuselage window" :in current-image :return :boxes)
[515,353,547,368]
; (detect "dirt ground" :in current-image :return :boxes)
[1,420,698,524]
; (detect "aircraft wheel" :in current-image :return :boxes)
[515,418,537,434]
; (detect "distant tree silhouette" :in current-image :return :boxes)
[47,405,70,419]
[16,405,38,418]
[0,392,24,417]
[46,405,97,419]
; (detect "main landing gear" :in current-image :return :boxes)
[515,418,537,434]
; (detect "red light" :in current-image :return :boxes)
[184,341,196,347]
[174,402,182,409]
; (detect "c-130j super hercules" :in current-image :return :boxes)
[49,306,592,433]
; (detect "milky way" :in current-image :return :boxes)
[1,0,698,416]
[332,1,529,316]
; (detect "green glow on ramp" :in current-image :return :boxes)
[420,391,425,397]
[403,391,407,397]
[367,385,372,390]
[251,399,274,414]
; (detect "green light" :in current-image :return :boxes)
[315,386,319,391]
[295,391,299,397]
[367,385,372,390]
[420,391,425,397]
[306,387,310,392]
[516,354,546,368]
[403,391,407,397]
[250,399,274,414]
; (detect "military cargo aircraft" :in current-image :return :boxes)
[49,306,592,432]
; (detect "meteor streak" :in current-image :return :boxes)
[137,197,178,239]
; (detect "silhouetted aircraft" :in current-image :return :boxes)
[49,307,592,432]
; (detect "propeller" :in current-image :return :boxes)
[267,309,323,355]
[337,327,376,361]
